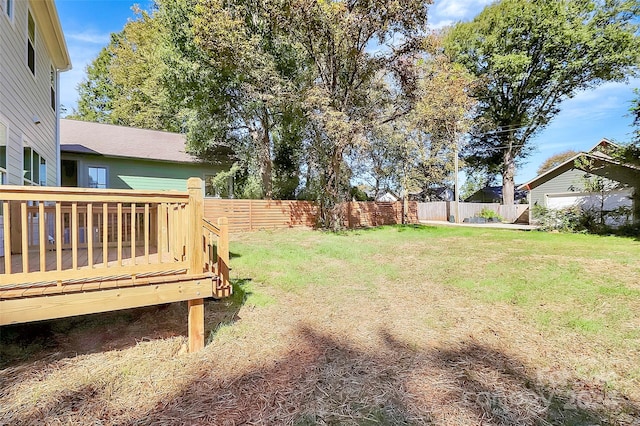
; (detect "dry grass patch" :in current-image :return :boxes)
[1,225,639,425]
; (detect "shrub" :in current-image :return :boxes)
[477,208,503,222]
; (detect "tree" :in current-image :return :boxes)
[536,150,578,175]
[633,89,640,143]
[69,8,181,132]
[284,0,430,228]
[108,7,183,132]
[410,35,477,201]
[445,0,640,205]
[68,44,119,123]
[160,0,309,199]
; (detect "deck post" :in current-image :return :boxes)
[187,177,205,352]
[217,217,230,297]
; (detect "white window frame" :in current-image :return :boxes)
[2,0,14,23]
[26,8,36,77]
[0,116,8,185]
[23,144,46,186]
[50,64,56,112]
[87,165,108,189]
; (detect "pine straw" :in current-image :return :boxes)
[1,228,639,425]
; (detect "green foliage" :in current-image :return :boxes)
[285,0,431,229]
[533,204,584,233]
[532,203,637,236]
[536,150,578,175]
[69,8,182,131]
[67,45,118,123]
[445,0,640,204]
[632,89,640,143]
[478,208,503,221]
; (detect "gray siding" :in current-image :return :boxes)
[0,0,59,186]
[530,168,589,207]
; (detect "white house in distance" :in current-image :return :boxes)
[1,0,71,256]
[0,0,71,187]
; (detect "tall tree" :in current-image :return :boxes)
[536,150,578,175]
[68,44,119,123]
[108,7,183,132]
[284,0,431,228]
[445,0,640,205]
[69,8,181,132]
[160,0,309,199]
[633,89,640,143]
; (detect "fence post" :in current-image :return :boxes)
[217,217,230,297]
[187,177,205,352]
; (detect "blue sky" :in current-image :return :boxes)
[55,0,639,183]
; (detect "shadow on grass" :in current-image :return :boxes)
[8,325,637,425]
[146,330,639,425]
[0,279,248,369]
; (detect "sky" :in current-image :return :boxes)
[55,0,640,184]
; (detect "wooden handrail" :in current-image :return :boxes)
[0,184,188,203]
[1,178,231,353]
[202,218,221,236]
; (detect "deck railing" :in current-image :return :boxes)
[1,178,230,352]
[0,185,193,286]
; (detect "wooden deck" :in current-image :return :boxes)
[0,179,230,352]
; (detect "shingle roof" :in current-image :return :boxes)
[60,119,202,164]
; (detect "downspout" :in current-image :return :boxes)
[55,69,61,186]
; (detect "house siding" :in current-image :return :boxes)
[530,168,588,207]
[61,153,227,191]
[0,0,59,186]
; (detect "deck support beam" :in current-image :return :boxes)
[0,277,213,326]
[188,298,205,352]
[187,178,206,352]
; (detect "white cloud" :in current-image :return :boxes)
[551,79,640,123]
[66,31,111,45]
[428,0,492,32]
[428,19,454,30]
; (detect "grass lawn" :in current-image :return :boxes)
[1,225,639,425]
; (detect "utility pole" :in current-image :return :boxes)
[454,135,460,223]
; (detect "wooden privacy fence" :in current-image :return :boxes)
[343,201,418,228]
[417,201,529,223]
[0,178,230,352]
[204,199,419,232]
[204,199,319,233]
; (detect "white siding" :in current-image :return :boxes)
[0,0,58,185]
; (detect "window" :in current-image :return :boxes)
[204,173,234,198]
[27,10,35,75]
[50,66,56,111]
[23,146,46,185]
[3,0,13,20]
[0,121,7,184]
[88,166,107,189]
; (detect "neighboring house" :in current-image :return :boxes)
[518,139,639,224]
[409,186,454,202]
[60,119,233,195]
[0,0,71,186]
[376,191,399,202]
[465,186,528,204]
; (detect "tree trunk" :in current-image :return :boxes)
[258,113,273,200]
[320,148,345,231]
[502,149,516,205]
